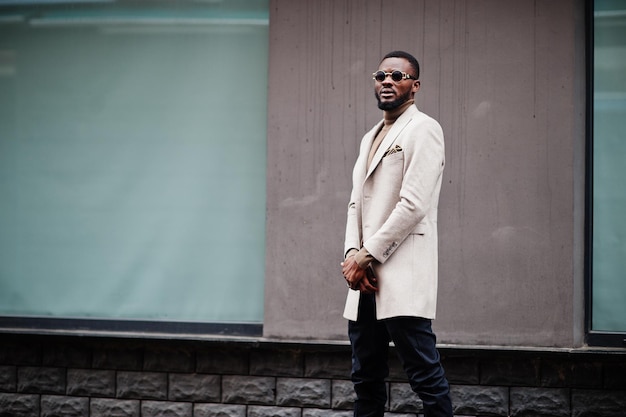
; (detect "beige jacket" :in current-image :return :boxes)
[343,105,445,321]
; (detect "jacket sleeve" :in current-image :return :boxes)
[344,126,378,257]
[344,167,363,257]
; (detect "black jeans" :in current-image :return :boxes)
[348,293,453,417]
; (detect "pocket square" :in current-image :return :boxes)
[383,144,403,157]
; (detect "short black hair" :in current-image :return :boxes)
[381,50,420,80]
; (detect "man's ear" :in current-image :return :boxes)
[413,80,421,93]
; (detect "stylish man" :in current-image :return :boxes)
[341,51,453,417]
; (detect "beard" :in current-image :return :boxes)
[376,88,412,110]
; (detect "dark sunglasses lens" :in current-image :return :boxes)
[391,71,404,82]
[374,71,386,82]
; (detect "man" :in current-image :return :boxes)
[341,51,453,417]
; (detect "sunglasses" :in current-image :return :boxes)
[372,70,417,83]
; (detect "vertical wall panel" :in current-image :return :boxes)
[265,0,583,347]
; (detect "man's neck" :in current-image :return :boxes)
[383,99,414,125]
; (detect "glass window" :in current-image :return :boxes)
[0,0,268,333]
[591,0,626,337]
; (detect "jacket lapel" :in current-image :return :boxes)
[365,105,417,179]
[358,120,383,180]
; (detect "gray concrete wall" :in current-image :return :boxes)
[264,0,586,347]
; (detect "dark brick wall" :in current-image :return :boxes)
[0,334,625,417]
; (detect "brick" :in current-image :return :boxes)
[90,398,140,417]
[389,382,422,413]
[387,351,407,381]
[450,385,509,417]
[93,344,143,370]
[571,361,604,388]
[0,340,41,366]
[604,361,626,389]
[0,393,39,417]
[540,359,602,388]
[17,367,65,394]
[384,414,423,417]
[193,403,246,417]
[441,356,479,385]
[42,343,90,368]
[0,366,16,391]
[144,345,194,373]
[305,350,352,379]
[510,387,570,417]
[303,409,353,417]
[572,389,626,417]
[117,371,167,400]
[331,379,355,409]
[197,348,248,375]
[41,395,89,417]
[169,373,220,402]
[141,400,192,417]
[480,356,540,386]
[333,381,389,410]
[222,375,275,405]
[247,405,301,417]
[251,348,303,377]
[67,368,115,397]
[276,377,330,408]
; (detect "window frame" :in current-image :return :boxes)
[0,316,262,338]
[585,0,626,348]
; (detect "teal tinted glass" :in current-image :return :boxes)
[592,0,626,332]
[0,1,268,324]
